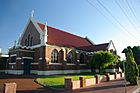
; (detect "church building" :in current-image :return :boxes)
[7,17,116,75]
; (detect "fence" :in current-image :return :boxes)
[65,72,124,90]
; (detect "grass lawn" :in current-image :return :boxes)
[36,72,96,89]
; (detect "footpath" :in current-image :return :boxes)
[0,75,140,93]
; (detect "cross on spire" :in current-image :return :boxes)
[31,10,34,17]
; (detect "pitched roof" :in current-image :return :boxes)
[77,43,109,52]
[37,23,93,48]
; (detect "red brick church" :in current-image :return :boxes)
[7,17,116,75]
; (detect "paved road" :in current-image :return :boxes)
[0,74,139,93]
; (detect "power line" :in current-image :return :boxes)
[95,0,138,42]
[86,0,113,25]
[86,0,137,44]
[115,0,140,34]
[125,0,139,23]
[126,0,140,31]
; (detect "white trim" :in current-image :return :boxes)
[18,18,31,46]
[30,44,42,49]
[20,44,47,50]
[19,43,50,50]
[30,70,38,74]
[44,24,48,45]
[39,57,42,60]
[16,49,34,52]
[9,63,16,65]
[31,18,45,46]
[31,63,39,65]
[22,57,33,59]
[30,17,44,35]
[107,40,116,51]
[67,63,76,65]
[86,52,94,55]
[1,54,9,57]
[5,69,91,75]
[10,54,17,57]
[21,62,38,65]
[6,70,24,75]
[16,57,22,60]
[37,69,91,75]
[49,63,62,65]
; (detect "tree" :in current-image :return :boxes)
[123,47,139,85]
[124,46,140,65]
[90,51,119,74]
[132,46,140,65]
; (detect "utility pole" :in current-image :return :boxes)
[123,59,127,93]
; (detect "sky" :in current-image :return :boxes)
[1,0,140,59]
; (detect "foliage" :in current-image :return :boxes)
[132,46,140,65]
[138,65,140,77]
[36,73,95,89]
[123,46,140,65]
[90,51,119,73]
[123,47,139,85]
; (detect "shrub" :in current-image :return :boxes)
[90,51,119,74]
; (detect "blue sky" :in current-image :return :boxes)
[1,0,140,59]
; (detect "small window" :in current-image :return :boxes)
[51,49,58,63]
[27,34,30,46]
[67,51,73,63]
[30,36,33,46]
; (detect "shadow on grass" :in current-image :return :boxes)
[49,85,65,89]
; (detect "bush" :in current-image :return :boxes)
[90,51,119,74]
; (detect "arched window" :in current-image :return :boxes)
[25,39,27,46]
[51,49,58,63]
[67,51,73,63]
[80,53,85,64]
[30,36,33,46]
[58,49,64,62]
[27,34,30,46]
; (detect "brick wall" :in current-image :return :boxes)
[3,83,17,93]
[65,72,124,90]
[85,78,96,86]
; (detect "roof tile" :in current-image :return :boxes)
[37,23,93,48]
